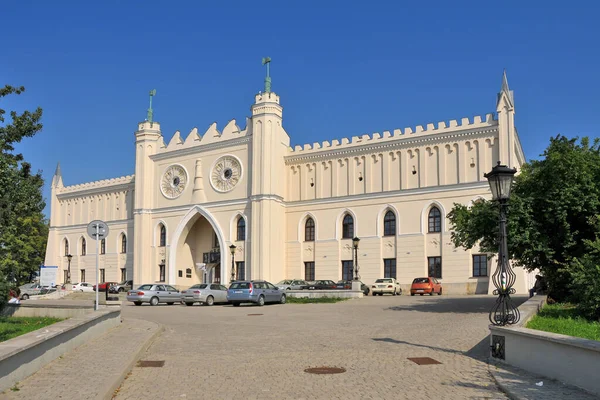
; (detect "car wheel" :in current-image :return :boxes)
[134,302,142,306]
[257,295,265,307]
[167,302,174,305]
[420,294,424,296]
[232,303,240,307]
[438,288,443,296]
[429,289,435,296]
[185,302,193,306]
[22,294,29,300]
[393,289,397,296]
[118,288,124,292]
[80,289,84,292]
[206,296,214,306]
[280,294,286,304]
[150,297,159,306]
[411,293,415,296]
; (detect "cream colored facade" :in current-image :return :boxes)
[44,73,530,294]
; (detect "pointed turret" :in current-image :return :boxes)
[496,70,517,168]
[52,162,63,187]
[497,69,514,108]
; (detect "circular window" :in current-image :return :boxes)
[160,165,188,199]
[223,168,233,179]
[211,156,242,193]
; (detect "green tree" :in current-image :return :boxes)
[448,136,600,316]
[0,85,47,305]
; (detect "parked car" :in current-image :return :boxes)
[109,280,133,293]
[299,280,337,290]
[72,282,94,292]
[93,282,118,292]
[19,283,43,300]
[371,278,402,296]
[335,280,370,296]
[182,283,228,306]
[410,277,442,296]
[227,280,286,306]
[276,279,308,290]
[126,284,181,306]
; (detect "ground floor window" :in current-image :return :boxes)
[121,268,126,282]
[384,258,397,279]
[159,264,165,282]
[473,255,488,277]
[178,270,183,277]
[304,262,315,281]
[236,261,245,280]
[100,269,105,283]
[428,257,442,279]
[213,264,221,283]
[186,268,192,278]
[81,269,85,282]
[342,260,353,281]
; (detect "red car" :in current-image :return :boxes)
[410,277,442,296]
[93,282,117,292]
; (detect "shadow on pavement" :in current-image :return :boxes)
[385,295,528,314]
[372,334,491,361]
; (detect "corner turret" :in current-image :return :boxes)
[496,70,517,168]
[52,162,64,188]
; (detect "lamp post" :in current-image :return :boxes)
[484,161,519,326]
[229,244,236,283]
[66,254,72,284]
[352,237,360,281]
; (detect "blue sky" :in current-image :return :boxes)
[2,1,598,216]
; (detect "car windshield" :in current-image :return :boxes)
[137,284,154,290]
[230,282,251,289]
[412,278,430,283]
[190,284,208,289]
[277,280,293,285]
[375,279,393,283]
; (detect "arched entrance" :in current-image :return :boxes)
[168,206,226,286]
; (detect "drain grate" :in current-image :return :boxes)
[247,314,263,316]
[137,360,165,368]
[304,366,346,374]
[407,357,442,365]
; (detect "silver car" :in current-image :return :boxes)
[126,284,182,306]
[276,279,308,291]
[19,283,43,300]
[181,283,228,306]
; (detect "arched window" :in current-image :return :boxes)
[305,218,315,241]
[121,234,127,254]
[237,217,246,241]
[81,238,86,256]
[383,211,396,236]
[64,239,69,256]
[428,206,442,233]
[100,238,106,254]
[342,214,354,239]
[159,224,166,247]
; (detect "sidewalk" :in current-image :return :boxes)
[489,361,599,399]
[1,318,162,400]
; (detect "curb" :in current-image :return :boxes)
[488,361,521,400]
[103,319,165,400]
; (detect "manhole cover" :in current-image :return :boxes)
[407,357,442,365]
[137,360,165,367]
[247,314,263,316]
[304,367,346,374]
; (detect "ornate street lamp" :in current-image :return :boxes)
[229,244,237,283]
[484,161,519,326]
[66,254,73,284]
[352,237,360,281]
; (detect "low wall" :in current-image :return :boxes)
[287,290,363,299]
[1,302,94,318]
[0,308,121,392]
[489,296,600,396]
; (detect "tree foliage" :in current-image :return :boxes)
[448,136,600,318]
[0,85,47,298]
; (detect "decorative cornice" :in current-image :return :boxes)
[285,127,498,165]
[249,194,285,203]
[151,136,251,162]
[57,175,135,197]
[50,218,133,230]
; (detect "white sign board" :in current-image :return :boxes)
[40,266,58,287]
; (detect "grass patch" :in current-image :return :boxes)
[286,297,349,304]
[0,316,63,342]
[526,303,600,341]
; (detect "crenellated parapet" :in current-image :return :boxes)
[57,174,135,195]
[156,119,250,154]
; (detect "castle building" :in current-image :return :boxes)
[44,70,531,294]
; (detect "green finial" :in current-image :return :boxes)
[262,57,271,93]
[147,89,157,123]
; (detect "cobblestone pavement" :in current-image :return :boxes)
[1,318,160,400]
[113,295,527,400]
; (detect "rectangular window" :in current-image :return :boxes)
[100,269,105,283]
[100,239,106,254]
[304,262,315,281]
[159,264,166,282]
[81,269,85,282]
[473,254,488,277]
[384,258,397,279]
[428,257,442,279]
[342,260,353,281]
[236,261,245,280]
[121,268,126,282]
[178,270,183,278]
[186,268,192,278]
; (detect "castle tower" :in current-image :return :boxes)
[248,59,290,282]
[132,90,162,285]
[44,162,65,269]
[496,70,517,167]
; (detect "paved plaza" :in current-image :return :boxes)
[113,295,527,400]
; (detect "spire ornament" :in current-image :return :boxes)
[262,57,272,93]
[147,89,157,123]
